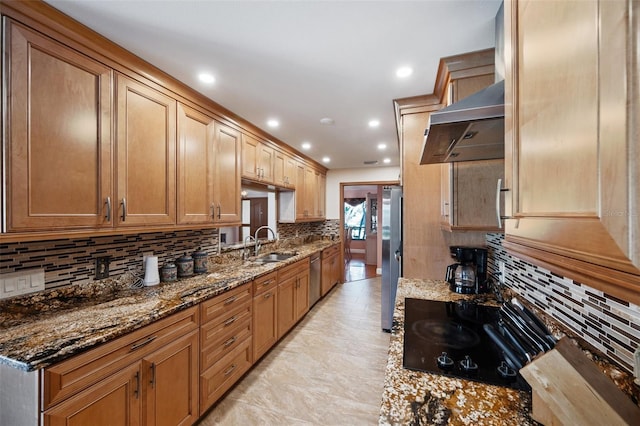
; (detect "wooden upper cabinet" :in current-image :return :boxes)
[5,20,113,231]
[504,0,640,303]
[177,104,215,225]
[213,122,242,224]
[116,74,176,227]
[274,150,295,188]
[241,133,274,183]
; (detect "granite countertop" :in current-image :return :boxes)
[0,239,339,371]
[379,278,536,425]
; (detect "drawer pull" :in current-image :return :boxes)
[130,335,157,352]
[224,295,237,305]
[224,316,237,327]
[262,279,274,286]
[134,371,140,399]
[264,292,272,299]
[223,336,237,348]
[224,364,237,377]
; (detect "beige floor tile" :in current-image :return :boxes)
[197,277,388,425]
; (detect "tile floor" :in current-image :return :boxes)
[197,276,390,425]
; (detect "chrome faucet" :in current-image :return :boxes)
[254,226,277,257]
[243,236,256,260]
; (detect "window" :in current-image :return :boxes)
[344,200,366,240]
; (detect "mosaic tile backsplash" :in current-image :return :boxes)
[486,233,640,374]
[1,221,330,292]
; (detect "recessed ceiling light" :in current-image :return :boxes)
[198,73,215,84]
[396,66,413,78]
[301,142,311,150]
[368,119,380,128]
[383,158,391,164]
[322,157,331,163]
[267,119,279,128]
[378,143,387,150]
[320,117,335,125]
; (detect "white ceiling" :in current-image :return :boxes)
[45,0,501,170]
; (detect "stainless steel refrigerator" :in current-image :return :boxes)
[381,186,402,331]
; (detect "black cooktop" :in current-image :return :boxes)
[403,298,530,391]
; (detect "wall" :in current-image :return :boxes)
[487,233,640,374]
[325,166,400,219]
[1,221,336,293]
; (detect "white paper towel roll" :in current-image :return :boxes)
[143,256,160,286]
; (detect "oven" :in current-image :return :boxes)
[403,298,531,391]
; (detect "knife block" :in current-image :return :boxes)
[519,337,640,425]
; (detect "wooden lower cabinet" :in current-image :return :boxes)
[252,272,278,361]
[43,363,141,426]
[321,245,341,296]
[42,308,198,426]
[276,259,310,339]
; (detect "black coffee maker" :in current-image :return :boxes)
[446,246,489,294]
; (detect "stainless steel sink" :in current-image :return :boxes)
[255,253,297,263]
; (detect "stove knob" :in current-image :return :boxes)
[497,361,517,379]
[437,352,454,369]
[459,355,478,372]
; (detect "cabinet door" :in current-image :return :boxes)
[43,363,141,426]
[241,133,260,180]
[295,162,307,220]
[304,167,316,219]
[252,287,277,360]
[258,143,275,183]
[321,257,332,297]
[440,164,452,226]
[504,0,640,302]
[177,104,214,225]
[6,20,113,231]
[295,271,310,320]
[285,156,298,189]
[116,74,176,227]
[277,275,296,338]
[317,173,326,218]
[331,254,341,290]
[213,122,242,224]
[143,330,199,426]
[273,150,287,187]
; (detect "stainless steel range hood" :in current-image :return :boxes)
[419,80,504,164]
[420,3,504,164]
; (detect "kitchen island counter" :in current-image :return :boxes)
[0,239,338,371]
[379,278,535,425]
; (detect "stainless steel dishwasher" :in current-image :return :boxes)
[309,254,321,307]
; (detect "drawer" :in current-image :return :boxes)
[200,316,251,371]
[322,244,340,259]
[200,283,251,324]
[252,271,277,296]
[199,336,252,415]
[43,306,198,410]
[278,258,309,281]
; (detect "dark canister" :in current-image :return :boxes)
[176,253,194,278]
[193,248,208,274]
[161,262,177,282]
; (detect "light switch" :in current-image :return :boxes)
[0,269,45,299]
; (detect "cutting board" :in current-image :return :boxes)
[519,337,640,425]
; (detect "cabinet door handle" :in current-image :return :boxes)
[134,371,140,399]
[224,315,237,327]
[105,197,112,222]
[496,179,510,228]
[211,203,216,219]
[223,364,237,377]
[149,362,156,388]
[120,198,127,222]
[224,295,237,305]
[264,292,272,299]
[217,204,221,219]
[130,335,157,352]
[223,336,237,348]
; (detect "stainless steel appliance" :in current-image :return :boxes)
[381,186,402,331]
[403,298,531,390]
[420,3,505,164]
[309,253,321,307]
[446,246,490,294]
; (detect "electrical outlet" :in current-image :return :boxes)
[95,257,110,279]
[220,233,227,244]
[498,261,506,284]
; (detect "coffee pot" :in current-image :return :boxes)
[446,263,477,291]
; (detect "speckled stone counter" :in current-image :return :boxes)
[379,278,536,425]
[0,239,338,371]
